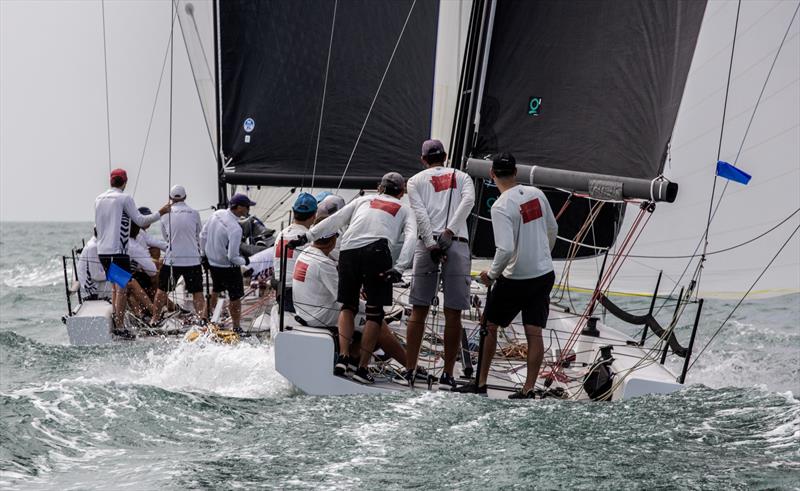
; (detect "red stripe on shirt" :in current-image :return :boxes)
[430,172,456,192]
[370,199,402,216]
[520,198,543,223]
[293,261,309,282]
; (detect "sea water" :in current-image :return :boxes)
[1,222,798,490]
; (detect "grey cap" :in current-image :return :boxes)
[380,172,405,192]
[421,139,446,157]
[317,195,346,218]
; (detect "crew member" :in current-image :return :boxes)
[288,172,417,384]
[291,225,407,368]
[199,193,254,332]
[151,185,205,325]
[403,139,475,389]
[134,206,168,261]
[274,192,317,313]
[455,153,558,398]
[94,168,170,335]
[77,230,112,301]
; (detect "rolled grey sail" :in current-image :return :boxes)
[465,158,678,203]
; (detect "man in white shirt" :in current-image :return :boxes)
[94,168,170,334]
[151,185,205,325]
[291,228,407,368]
[288,172,417,384]
[403,139,476,389]
[274,192,317,313]
[455,153,558,398]
[77,233,112,301]
[200,193,255,331]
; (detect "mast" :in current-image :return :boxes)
[212,0,227,207]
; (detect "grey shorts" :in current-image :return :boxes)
[409,239,471,310]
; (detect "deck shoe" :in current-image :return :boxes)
[346,356,358,373]
[334,355,348,376]
[352,367,375,384]
[112,328,136,340]
[508,388,536,399]
[453,381,487,396]
[414,366,430,382]
[392,369,415,386]
[438,372,457,391]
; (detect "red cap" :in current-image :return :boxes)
[110,168,128,183]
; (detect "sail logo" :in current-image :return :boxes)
[528,97,542,116]
[370,199,401,216]
[430,172,456,192]
[293,261,309,282]
[520,198,542,223]
[243,118,255,133]
[275,239,294,259]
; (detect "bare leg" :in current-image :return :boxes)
[192,292,206,320]
[150,290,168,323]
[207,292,219,320]
[229,298,242,329]
[443,307,462,375]
[377,322,407,366]
[405,305,429,370]
[523,325,544,392]
[477,323,498,387]
[113,284,128,329]
[358,318,381,368]
[338,308,355,357]
[128,280,156,316]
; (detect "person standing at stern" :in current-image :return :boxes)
[454,153,558,398]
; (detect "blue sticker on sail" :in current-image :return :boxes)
[107,263,132,288]
[243,118,255,133]
[715,161,751,185]
[528,97,542,116]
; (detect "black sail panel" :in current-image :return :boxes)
[219,0,439,188]
[472,0,706,179]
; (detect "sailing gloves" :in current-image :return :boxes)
[382,268,403,284]
[287,234,309,249]
[437,229,454,251]
[429,245,445,264]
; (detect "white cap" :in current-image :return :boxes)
[169,185,186,200]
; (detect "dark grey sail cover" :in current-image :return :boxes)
[472,0,706,179]
[219,0,439,188]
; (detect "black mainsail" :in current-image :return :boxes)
[217,0,439,189]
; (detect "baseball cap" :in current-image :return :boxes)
[315,191,332,203]
[491,152,516,174]
[317,195,346,218]
[230,193,257,207]
[169,185,186,200]
[421,139,446,157]
[138,206,152,215]
[110,168,128,183]
[292,192,318,213]
[380,172,405,192]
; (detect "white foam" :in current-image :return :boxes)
[0,258,64,288]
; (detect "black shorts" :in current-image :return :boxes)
[209,266,245,301]
[133,271,152,290]
[484,271,555,328]
[98,254,131,274]
[337,239,393,308]
[159,265,204,293]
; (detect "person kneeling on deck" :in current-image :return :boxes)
[291,228,407,370]
[288,172,416,384]
[403,139,475,389]
[150,185,205,325]
[274,193,317,313]
[95,168,170,336]
[200,193,254,333]
[454,153,558,398]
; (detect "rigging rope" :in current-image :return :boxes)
[100,0,112,172]
[310,0,338,192]
[336,0,417,191]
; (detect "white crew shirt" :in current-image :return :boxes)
[291,246,340,327]
[77,237,110,298]
[248,246,274,279]
[160,201,202,267]
[200,209,246,268]
[488,184,558,280]
[129,233,158,276]
[94,187,161,255]
[407,166,475,247]
[136,230,168,252]
[274,223,310,288]
[306,194,417,271]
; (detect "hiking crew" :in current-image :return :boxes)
[455,153,558,398]
[402,139,476,389]
[288,172,417,384]
[151,185,205,325]
[200,193,255,332]
[94,168,170,335]
[274,193,318,313]
[77,233,111,301]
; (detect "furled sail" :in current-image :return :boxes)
[467,0,706,259]
[217,0,439,189]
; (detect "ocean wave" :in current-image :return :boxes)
[0,258,64,288]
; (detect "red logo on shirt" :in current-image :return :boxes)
[520,198,543,223]
[293,261,309,282]
[430,173,456,192]
[275,239,294,259]
[370,199,401,216]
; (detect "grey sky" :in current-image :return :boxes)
[1,0,217,222]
